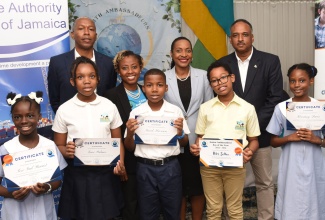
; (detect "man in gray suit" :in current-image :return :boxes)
[48,17,116,113]
[219,19,283,220]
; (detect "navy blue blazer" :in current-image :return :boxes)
[47,49,117,113]
[219,48,283,147]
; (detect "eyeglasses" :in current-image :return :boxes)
[210,74,231,85]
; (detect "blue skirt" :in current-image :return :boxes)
[58,164,124,220]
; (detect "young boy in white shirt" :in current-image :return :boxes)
[124,68,190,220]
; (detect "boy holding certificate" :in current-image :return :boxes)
[124,68,190,220]
[190,61,260,220]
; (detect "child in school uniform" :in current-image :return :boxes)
[124,68,190,220]
[190,60,260,220]
[52,56,126,220]
[266,63,325,220]
[0,91,67,220]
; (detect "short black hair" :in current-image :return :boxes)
[113,50,144,73]
[70,56,99,85]
[318,0,325,10]
[287,63,318,78]
[170,37,193,69]
[207,60,233,82]
[143,68,166,83]
[230,19,253,32]
[71,17,96,32]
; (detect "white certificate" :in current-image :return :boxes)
[73,138,120,166]
[134,116,178,146]
[199,139,244,168]
[1,145,61,192]
[286,102,325,130]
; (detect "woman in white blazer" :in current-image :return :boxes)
[164,37,214,220]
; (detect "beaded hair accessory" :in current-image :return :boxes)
[7,94,22,106]
[28,92,43,104]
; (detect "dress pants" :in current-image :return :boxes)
[200,166,246,220]
[136,158,182,220]
[250,146,274,220]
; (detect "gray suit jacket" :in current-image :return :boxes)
[164,66,214,145]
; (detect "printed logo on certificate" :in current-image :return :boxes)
[73,138,120,166]
[1,145,62,192]
[286,102,325,130]
[134,116,178,146]
[199,139,243,168]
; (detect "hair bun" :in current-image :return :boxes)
[311,66,318,77]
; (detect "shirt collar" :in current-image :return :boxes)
[213,93,241,106]
[72,93,101,106]
[74,49,96,62]
[235,47,254,63]
[137,99,175,115]
[315,16,325,28]
[315,17,320,26]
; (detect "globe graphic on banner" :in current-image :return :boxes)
[97,24,142,58]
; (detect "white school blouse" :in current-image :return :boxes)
[0,135,67,220]
[52,94,122,141]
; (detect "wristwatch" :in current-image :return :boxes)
[45,183,52,194]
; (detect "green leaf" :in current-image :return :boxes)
[174,4,180,13]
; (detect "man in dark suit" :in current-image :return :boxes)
[48,17,116,113]
[219,19,283,220]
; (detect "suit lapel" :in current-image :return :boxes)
[66,50,75,74]
[187,67,198,115]
[228,54,244,97]
[167,69,186,113]
[116,83,132,119]
[94,50,103,69]
[244,51,259,96]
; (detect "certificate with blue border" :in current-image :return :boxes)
[1,145,61,192]
[73,138,120,166]
[286,102,325,130]
[134,116,178,146]
[199,139,243,168]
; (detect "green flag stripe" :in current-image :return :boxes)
[192,39,216,71]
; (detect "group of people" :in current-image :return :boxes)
[0,16,324,220]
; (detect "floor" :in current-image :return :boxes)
[113,186,262,220]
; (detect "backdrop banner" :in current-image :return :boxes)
[70,0,181,81]
[0,0,70,214]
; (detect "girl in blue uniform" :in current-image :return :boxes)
[266,63,325,220]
